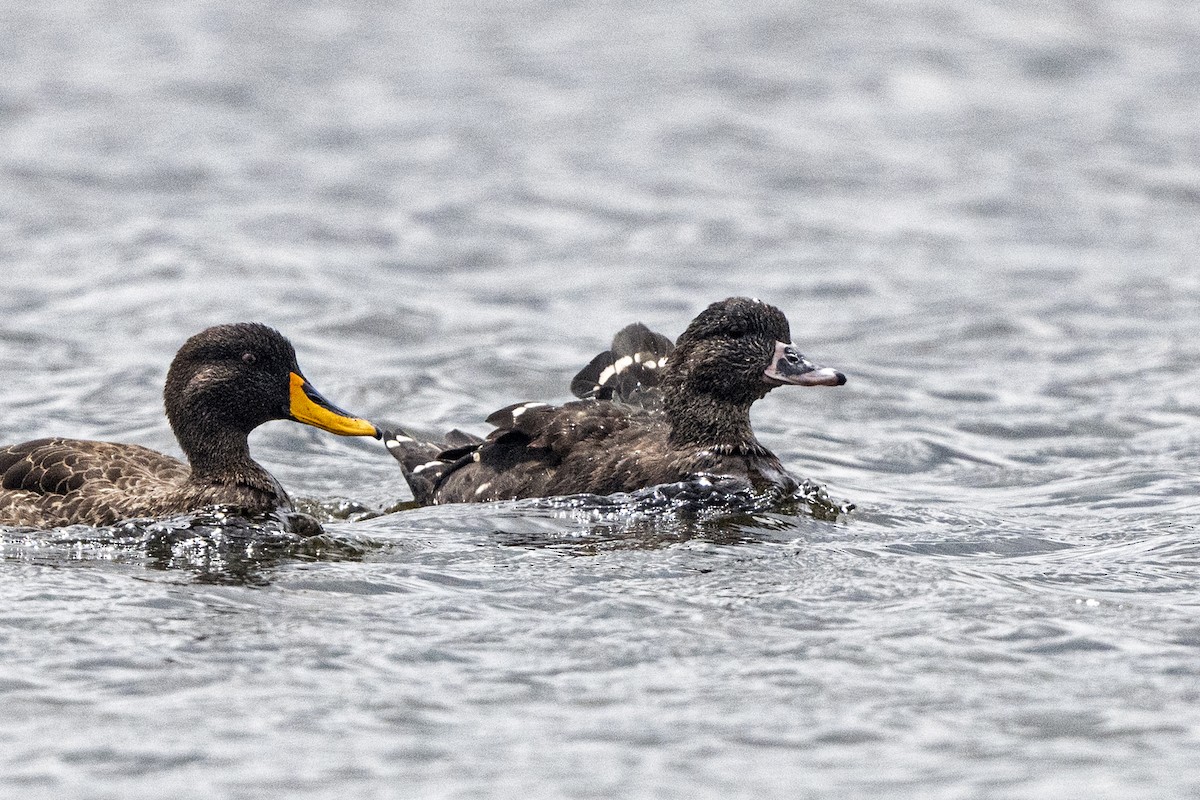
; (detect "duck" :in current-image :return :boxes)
[0,323,380,528]
[383,297,845,504]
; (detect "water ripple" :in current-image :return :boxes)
[4,0,1200,797]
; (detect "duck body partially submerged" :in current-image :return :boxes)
[0,323,378,528]
[385,297,845,505]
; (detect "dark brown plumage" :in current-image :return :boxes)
[0,323,379,529]
[384,297,845,505]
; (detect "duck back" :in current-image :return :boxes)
[0,437,284,528]
[390,399,797,504]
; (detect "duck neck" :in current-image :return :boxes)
[664,389,761,454]
[175,418,279,496]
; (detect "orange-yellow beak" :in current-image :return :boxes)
[287,372,379,438]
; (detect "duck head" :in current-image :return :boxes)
[661,297,845,447]
[164,323,378,467]
[666,297,844,400]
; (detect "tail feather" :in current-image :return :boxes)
[570,322,674,404]
[381,426,466,505]
[444,428,484,449]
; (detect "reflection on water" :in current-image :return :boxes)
[2,479,848,582]
[2,507,374,585]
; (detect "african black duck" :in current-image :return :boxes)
[383,297,845,504]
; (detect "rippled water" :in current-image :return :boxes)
[3,0,1200,797]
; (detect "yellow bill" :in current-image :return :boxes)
[288,372,379,438]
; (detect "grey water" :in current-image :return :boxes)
[2,0,1199,797]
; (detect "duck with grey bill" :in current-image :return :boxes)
[0,322,380,529]
[381,297,847,506]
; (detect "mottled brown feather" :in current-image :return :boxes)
[0,437,280,528]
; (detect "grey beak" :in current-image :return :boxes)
[763,341,847,387]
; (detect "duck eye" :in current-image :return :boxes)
[241,352,257,365]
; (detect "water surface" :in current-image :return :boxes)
[2,1,1200,797]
